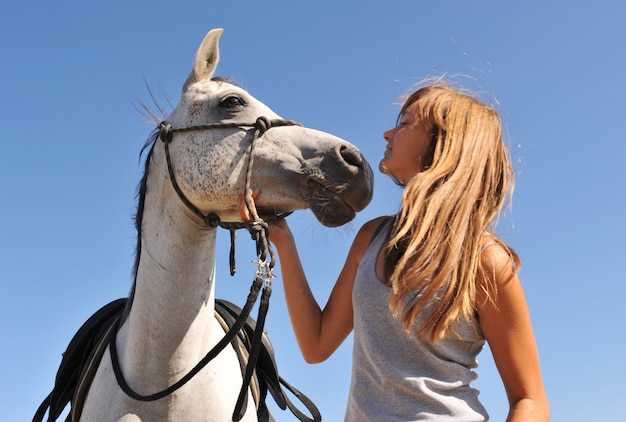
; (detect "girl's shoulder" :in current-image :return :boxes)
[358,215,394,245]
[480,234,520,284]
[348,216,394,265]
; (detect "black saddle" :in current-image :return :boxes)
[33,298,321,422]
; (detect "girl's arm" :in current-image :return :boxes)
[270,217,385,363]
[477,245,550,422]
[240,190,385,363]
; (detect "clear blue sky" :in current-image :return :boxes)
[2,1,624,421]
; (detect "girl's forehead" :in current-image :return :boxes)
[404,97,426,111]
[402,101,425,120]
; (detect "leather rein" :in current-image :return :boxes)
[108,116,303,421]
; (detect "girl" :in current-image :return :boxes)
[241,83,549,421]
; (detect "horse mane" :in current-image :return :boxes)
[133,132,159,278]
[120,130,159,321]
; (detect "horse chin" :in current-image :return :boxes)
[309,203,356,227]
[306,182,357,228]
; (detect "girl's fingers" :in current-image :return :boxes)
[238,188,261,221]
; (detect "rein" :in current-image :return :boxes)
[109,116,308,421]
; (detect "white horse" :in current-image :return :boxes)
[36,28,373,422]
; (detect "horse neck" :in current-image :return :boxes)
[118,158,222,387]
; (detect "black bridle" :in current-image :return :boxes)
[109,116,306,421]
[159,116,301,274]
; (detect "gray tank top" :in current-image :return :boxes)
[345,219,489,421]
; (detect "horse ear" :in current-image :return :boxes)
[182,28,224,93]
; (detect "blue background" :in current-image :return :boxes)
[2,1,624,420]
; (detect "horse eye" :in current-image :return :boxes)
[220,95,247,109]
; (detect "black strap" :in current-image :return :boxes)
[233,285,272,421]
[216,300,322,422]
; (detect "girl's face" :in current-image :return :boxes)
[380,101,432,185]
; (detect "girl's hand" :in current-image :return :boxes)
[237,189,293,248]
[238,188,261,223]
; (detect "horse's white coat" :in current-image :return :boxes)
[79,28,373,421]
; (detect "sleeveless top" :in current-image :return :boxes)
[345,219,489,421]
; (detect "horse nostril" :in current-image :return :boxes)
[338,145,364,170]
[334,143,374,212]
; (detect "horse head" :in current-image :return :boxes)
[155,28,374,228]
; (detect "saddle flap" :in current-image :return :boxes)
[34,298,127,422]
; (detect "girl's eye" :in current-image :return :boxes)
[396,114,412,127]
[220,95,247,109]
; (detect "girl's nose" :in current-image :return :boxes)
[383,128,394,142]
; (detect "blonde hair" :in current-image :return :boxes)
[384,83,520,342]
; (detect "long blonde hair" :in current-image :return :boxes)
[383,84,520,342]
